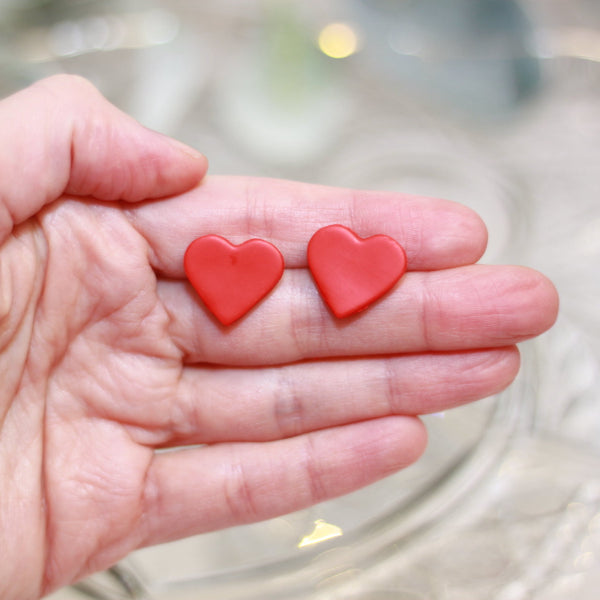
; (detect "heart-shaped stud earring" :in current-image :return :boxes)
[307,224,407,318]
[184,235,284,326]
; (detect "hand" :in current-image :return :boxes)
[0,76,558,599]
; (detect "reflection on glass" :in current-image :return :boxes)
[297,519,344,548]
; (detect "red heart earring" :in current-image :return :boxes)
[184,235,284,326]
[307,224,407,318]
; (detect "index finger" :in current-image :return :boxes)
[126,175,488,274]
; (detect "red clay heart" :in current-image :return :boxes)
[307,224,407,318]
[184,235,284,325]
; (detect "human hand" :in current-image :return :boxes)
[0,76,558,599]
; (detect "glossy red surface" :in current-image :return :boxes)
[184,235,284,325]
[307,224,407,318]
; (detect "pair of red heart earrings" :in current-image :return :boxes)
[184,224,407,326]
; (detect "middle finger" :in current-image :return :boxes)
[158,264,557,366]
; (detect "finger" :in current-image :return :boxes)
[158,264,558,366]
[158,347,519,446]
[138,416,426,547]
[0,75,207,244]
[126,175,489,271]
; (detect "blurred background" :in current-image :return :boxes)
[1,0,599,598]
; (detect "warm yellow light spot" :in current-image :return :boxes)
[298,519,343,548]
[318,23,359,59]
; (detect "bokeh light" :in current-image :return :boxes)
[318,22,359,59]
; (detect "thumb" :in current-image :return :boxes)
[0,74,208,243]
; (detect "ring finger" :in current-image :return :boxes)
[143,346,520,448]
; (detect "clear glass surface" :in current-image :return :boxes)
[2,0,598,598]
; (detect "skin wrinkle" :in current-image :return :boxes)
[301,433,329,507]
[467,346,520,393]
[404,202,424,268]
[70,111,115,199]
[273,368,305,439]
[224,447,261,524]
[95,285,170,354]
[61,342,127,423]
[419,271,439,351]
[122,201,166,280]
[169,370,203,445]
[16,230,52,599]
[404,353,461,412]
[347,187,365,236]
[11,226,50,386]
[41,395,73,592]
[287,269,314,362]
[169,367,238,445]
[32,221,101,374]
[32,77,75,209]
[0,278,36,427]
[180,287,211,363]
[152,281,193,362]
[383,357,404,417]
[243,177,269,239]
[71,352,171,444]
[138,455,162,551]
[0,196,17,245]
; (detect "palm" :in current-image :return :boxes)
[4,197,183,589]
[0,76,559,599]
